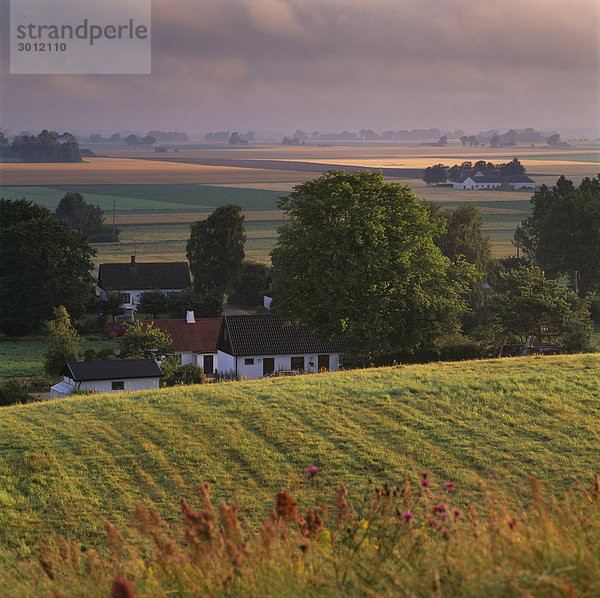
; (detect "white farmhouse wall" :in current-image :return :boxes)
[217,350,236,375]
[218,352,343,380]
[78,377,161,393]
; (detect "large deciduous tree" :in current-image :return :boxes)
[117,322,173,360]
[514,175,600,294]
[54,191,118,242]
[186,205,246,299]
[0,199,96,335]
[270,170,476,359]
[422,164,447,186]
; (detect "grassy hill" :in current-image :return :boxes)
[0,354,598,572]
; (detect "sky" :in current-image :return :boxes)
[1,0,599,136]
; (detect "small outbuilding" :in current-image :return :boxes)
[51,359,164,398]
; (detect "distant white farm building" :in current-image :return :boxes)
[453,173,535,190]
[50,359,164,398]
[97,256,191,312]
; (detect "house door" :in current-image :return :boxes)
[203,355,214,375]
[263,358,275,376]
[318,355,330,372]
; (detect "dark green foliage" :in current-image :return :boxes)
[186,205,246,298]
[117,322,173,360]
[137,290,169,319]
[229,261,269,306]
[161,356,205,386]
[514,175,600,294]
[498,157,526,176]
[54,192,118,242]
[0,379,34,407]
[422,164,448,185]
[6,130,81,162]
[428,203,493,309]
[101,292,126,322]
[478,266,593,352]
[0,199,96,335]
[43,306,81,377]
[168,288,222,318]
[271,170,476,359]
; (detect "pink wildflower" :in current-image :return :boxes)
[305,466,318,477]
[440,512,449,521]
[421,471,429,479]
[443,482,455,491]
[428,518,437,527]
[453,508,462,518]
[421,479,430,488]
[433,503,449,513]
[401,512,414,522]
[508,518,517,529]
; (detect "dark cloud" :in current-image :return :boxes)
[1,0,598,133]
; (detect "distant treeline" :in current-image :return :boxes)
[0,130,81,163]
[87,130,189,144]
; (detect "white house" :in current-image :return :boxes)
[97,256,191,312]
[50,359,164,398]
[217,314,346,380]
[141,312,222,374]
[453,174,536,190]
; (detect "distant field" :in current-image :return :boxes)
[2,142,597,263]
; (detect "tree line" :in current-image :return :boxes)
[423,158,526,185]
[0,130,81,162]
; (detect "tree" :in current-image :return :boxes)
[125,134,138,146]
[229,261,270,306]
[54,191,118,241]
[490,135,500,148]
[460,135,469,147]
[0,199,96,335]
[270,170,476,359]
[101,292,126,322]
[43,305,81,377]
[428,204,493,308]
[514,175,600,294]
[447,165,463,182]
[168,288,222,318]
[0,379,34,407]
[141,135,156,145]
[161,356,205,386]
[117,322,173,360]
[186,205,246,298]
[547,133,561,148]
[137,289,169,319]
[498,157,525,176]
[479,266,593,353]
[422,164,447,186]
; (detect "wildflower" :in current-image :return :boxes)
[276,490,298,522]
[401,511,414,522]
[433,503,449,513]
[305,465,318,477]
[441,528,449,539]
[444,482,455,491]
[508,518,517,529]
[421,471,429,479]
[421,479,430,488]
[453,508,462,517]
[428,518,437,527]
[440,512,448,521]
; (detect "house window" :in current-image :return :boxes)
[119,293,131,304]
[111,380,125,390]
[291,356,304,371]
[244,358,255,366]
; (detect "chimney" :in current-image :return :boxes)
[130,255,136,267]
[186,310,195,324]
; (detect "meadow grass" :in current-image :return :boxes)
[0,338,116,379]
[0,354,597,575]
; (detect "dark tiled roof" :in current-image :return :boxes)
[219,315,346,356]
[98,262,191,291]
[141,318,222,353]
[66,359,163,381]
[457,174,535,184]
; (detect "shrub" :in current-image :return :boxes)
[0,379,35,406]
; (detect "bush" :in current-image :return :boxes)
[83,348,98,361]
[161,356,205,386]
[0,379,35,406]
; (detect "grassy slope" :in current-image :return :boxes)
[0,354,598,563]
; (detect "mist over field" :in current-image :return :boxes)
[1,0,599,134]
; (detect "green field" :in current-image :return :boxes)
[0,338,116,379]
[0,354,598,570]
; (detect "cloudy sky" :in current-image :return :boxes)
[1,0,599,135]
